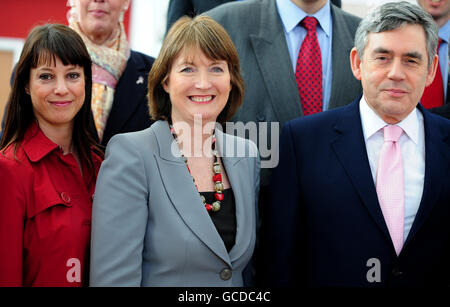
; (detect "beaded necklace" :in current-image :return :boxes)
[170,124,224,212]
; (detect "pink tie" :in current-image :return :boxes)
[376,125,404,256]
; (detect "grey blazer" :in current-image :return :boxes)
[206,0,362,184]
[90,121,260,286]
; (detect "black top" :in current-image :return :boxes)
[200,188,236,252]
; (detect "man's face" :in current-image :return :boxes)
[350,24,439,124]
[417,0,450,24]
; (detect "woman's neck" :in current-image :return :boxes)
[80,23,119,46]
[38,121,74,154]
[171,119,216,158]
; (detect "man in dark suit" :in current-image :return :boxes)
[206,0,362,184]
[262,1,450,287]
[418,0,450,119]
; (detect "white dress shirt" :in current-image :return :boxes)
[359,96,425,242]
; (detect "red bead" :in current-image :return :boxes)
[205,204,212,211]
[214,193,224,201]
[213,174,222,182]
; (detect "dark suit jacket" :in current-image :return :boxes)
[206,0,362,185]
[95,50,155,147]
[261,97,450,287]
[429,72,450,119]
[166,0,235,33]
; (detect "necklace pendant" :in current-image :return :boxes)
[213,162,221,174]
[212,201,221,212]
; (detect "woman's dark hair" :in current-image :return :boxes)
[0,23,102,180]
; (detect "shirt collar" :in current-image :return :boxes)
[439,19,450,44]
[276,0,331,37]
[359,96,420,145]
[22,121,60,162]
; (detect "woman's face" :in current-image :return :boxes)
[76,0,129,44]
[163,48,232,125]
[28,56,85,131]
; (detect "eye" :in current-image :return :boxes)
[39,73,53,80]
[211,66,224,73]
[181,67,194,73]
[67,72,81,79]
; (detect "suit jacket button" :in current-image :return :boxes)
[60,192,71,204]
[220,268,232,280]
[392,267,403,277]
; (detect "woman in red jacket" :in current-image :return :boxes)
[0,24,103,287]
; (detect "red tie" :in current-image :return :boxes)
[421,39,444,109]
[295,16,323,115]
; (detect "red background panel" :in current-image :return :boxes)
[0,0,130,39]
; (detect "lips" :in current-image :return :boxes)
[89,9,108,17]
[50,100,72,107]
[189,95,215,104]
[384,88,407,97]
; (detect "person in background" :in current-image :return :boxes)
[166,0,342,34]
[90,15,260,287]
[261,1,450,287]
[205,0,361,184]
[67,0,155,146]
[0,24,103,287]
[418,0,450,119]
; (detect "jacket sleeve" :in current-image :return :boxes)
[89,134,149,287]
[0,158,26,286]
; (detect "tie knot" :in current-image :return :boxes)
[301,16,318,32]
[383,125,403,142]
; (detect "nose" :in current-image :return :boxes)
[54,78,69,96]
[387,58,406,81]
[195,71,212,89]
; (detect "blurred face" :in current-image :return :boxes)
[77,0,130,44]
[417,0,450,25]
[350,24,438,124]
[163,48,232,125]
[28,56,85,130]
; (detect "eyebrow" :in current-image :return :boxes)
[372,47,423,61]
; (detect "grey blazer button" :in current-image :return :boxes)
[220,268,232,280]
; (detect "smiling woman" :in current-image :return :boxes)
[89,15,260,287]
[0,24,103,287]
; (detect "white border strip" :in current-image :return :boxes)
[0,37,24,69]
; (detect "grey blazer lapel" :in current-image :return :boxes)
[215,129,256,263]
[152,121,231,266]
[249,0,302,123]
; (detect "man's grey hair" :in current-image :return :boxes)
[355,1,439,67]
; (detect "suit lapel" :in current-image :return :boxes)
[215,129,255,263]
[404,106,450,246]
[102,52,148,144]
[331,100,392,243]
[249,0,302,124]
[153,121,231,266]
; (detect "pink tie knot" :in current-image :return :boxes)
[383,125,403,142]
[301,16,318,32]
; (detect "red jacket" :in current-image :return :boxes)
[0,123,102,286]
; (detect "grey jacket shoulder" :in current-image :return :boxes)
[205,0,264,27]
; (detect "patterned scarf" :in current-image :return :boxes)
[69,20,130,141]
